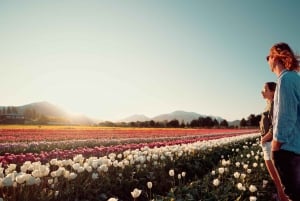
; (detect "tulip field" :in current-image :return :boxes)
[0,126,275,201]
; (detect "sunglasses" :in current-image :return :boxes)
[266,55,270,61]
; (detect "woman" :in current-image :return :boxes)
[260,82,288,201]
[266,42,300,200]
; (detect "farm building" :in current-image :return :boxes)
[0,114,25,124]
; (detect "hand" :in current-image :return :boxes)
[271,140,282,152]
[261,132,272,144]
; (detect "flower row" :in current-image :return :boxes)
[0,133,259,201]
[0,132,248,167]
[0,127,257,142]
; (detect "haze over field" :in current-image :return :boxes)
[1,1,299,121]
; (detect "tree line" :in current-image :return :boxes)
[0,106,262,128]
[98,114,262,128]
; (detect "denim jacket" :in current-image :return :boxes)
[273,70,300,154]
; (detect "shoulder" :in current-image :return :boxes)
[282,71,299,78]
[281,71,300,84]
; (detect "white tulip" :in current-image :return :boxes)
[35,178,41,185]
[169,169,174,177]
[85,166,92,173]
[213,178,220,186]
[72,163,80,171]
[16,173,26,184]
[147,181,153,189]
[69,173,77,180]
[2,176,13,187]
[26,175,36,186]
[218,167,225,174]
[98,164,108,173]
[262,180,268,188]
[48,178,53,185]
[131,188,142,198]
[237,183,245,191]
[92,173,99,180]
[249,196,257,201]
[249,185,257,192]
[77,167,85,173]
[107,198,118,201]
[233,172,240,179]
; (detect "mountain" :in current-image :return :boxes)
[119,110,226,124]
[228,119,240,127]
[152,110,203,123]
[0,101,96,125]
[18,101,69,117]
[1,101,241,126]
[119,114,151,123]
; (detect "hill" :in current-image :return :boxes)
[0,101,95,125]
[119,114,151,122]
[119,110,229,123]
[152,110,206,123]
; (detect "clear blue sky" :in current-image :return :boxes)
[1,0,299,121]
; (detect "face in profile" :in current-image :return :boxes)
[261,84,273,100]
[266,54,276,72]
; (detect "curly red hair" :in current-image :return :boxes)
[270,42,300,71]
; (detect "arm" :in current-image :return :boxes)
[261,102,274,144]
[272,74,298,151]
[261,130,273,144]
[272,139,283,151]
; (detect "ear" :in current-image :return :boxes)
[273,56,283,66]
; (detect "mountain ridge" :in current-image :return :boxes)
[119,110,231,124]
[0,101,95,125]
[1,101,240,126]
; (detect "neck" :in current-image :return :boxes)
[274,65,286,77]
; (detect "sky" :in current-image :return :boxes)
[1,0,300,122]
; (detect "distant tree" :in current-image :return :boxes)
[247,114,260,127]
[190,119,199,128]
[203,117,214,128]
[7,107,11,114]
[213,119,220,128]
[198,117,205,127]
[167,119,180,128]
[99,121,115,127]
[139,121,148,127]
[149,120,155,127]
[185,122,190,128]
[240,118,247,127]
[254,114,261,127]
[220,119,229,128]
[180,120,185,128]
[129,122,136,127]
[155,121,165,128]
[117,122,127,127]
[161,120,168,128]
